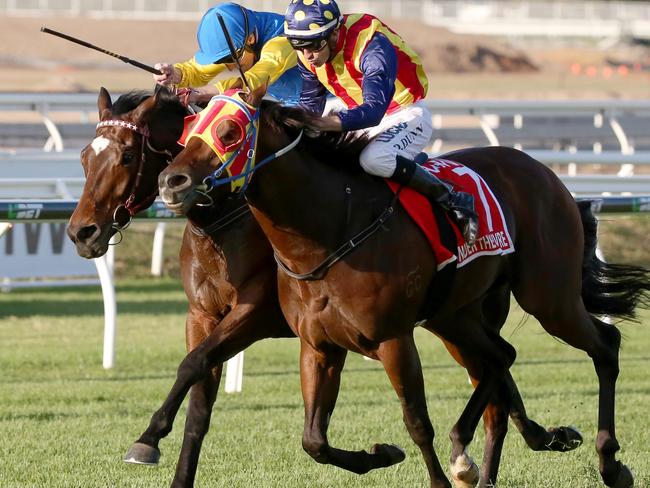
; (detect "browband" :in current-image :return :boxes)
[96,120,149,137]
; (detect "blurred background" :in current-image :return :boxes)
[1,0,650,98]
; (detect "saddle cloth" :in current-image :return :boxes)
[387,157,515,270]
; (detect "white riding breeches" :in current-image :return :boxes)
[359,101,433,178]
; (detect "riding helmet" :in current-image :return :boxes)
[284,0,342,41]
[195,2,255,65]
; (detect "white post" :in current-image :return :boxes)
[151,223,166,276]
[224,352,244,393]
[94,253,117,369]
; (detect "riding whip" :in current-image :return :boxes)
[215,14,252,93]
[40,27,162,75]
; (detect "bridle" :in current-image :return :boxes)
[95,119,173,240]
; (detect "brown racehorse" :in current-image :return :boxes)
[158,89,650,488]
[67,87,292,487]
[68,87,591,487]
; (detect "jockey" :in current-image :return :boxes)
[284,0,479,245]
[154,2,302,105]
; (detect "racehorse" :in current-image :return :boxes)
[68,88,585,488]
[158,87,650,488]
[67,87,293,487]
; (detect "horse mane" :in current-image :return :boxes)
[112,90,150,115]
[112,87,187,120]
[261,100,369,173]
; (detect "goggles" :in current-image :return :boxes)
[288,36,329,52]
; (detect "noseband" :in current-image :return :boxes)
[96,119,173,236]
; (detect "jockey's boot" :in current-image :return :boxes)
[393,154,479,246]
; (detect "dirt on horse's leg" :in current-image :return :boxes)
[537,309,633,488]
[299,340,407,475]
[378,335,451,488]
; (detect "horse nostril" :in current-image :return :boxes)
[76,224,100,244]
[165,173,191,191]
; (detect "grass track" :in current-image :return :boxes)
[0,279,649,487]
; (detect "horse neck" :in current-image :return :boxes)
[246,145,390,262]
[184,196,273,287]
[148,110,185,159]
[133,107,186,206]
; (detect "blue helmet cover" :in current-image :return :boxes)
[195,2,256,65]
[284,0,342,40]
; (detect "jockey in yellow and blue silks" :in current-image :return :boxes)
[154,2,302,105]
[284,0,478,245]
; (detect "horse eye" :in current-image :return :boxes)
[121,152,135,165]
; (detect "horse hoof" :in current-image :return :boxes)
[123,442,160,465]
[611,464,634,488]
[369,443,406,467]
[546,425,583,452]
[450,453,479,488]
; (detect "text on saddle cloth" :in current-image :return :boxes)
[387,158,515,269]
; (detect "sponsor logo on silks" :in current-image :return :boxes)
[8,203,43,220]
[374,122,409,143]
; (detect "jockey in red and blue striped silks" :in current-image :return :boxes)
[284,0,479,245]
[297,13,429,132]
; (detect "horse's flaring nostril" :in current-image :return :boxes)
[165,173,192,191]
[76,224,100,244]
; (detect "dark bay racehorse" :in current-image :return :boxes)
[158,88,650,488]
[67,87,292,487]
[68,88,583,487]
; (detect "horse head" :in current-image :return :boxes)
[68,86,186,258]
[159,87,281,215]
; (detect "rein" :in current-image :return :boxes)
[189,201,251,237]
[274,191,401,281]
[96,119,173,234]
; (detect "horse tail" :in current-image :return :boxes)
[578,200,650,321]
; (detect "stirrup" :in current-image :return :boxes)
[450,210,478,246]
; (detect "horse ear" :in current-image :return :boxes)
[130,93,159,125]
[98,87,112,121]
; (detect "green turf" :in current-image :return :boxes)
[0,279,649,488]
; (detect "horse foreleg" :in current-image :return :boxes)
[125,302,272,486]
[124,308,221,467]
[378,335,451,488]
[299,339,404,474]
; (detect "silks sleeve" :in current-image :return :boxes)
[215,37,298,93]
[173,58,228,88]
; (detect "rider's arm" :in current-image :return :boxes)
[173,58,228,88]
[297,60,329,116]
[336,33,397,131]
[215,37,298,93]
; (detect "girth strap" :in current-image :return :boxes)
[274,192,400,281]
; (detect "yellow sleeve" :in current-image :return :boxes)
[173,58,228,88]
[216,37,298,93]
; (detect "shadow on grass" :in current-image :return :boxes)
[0,298,188,318]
